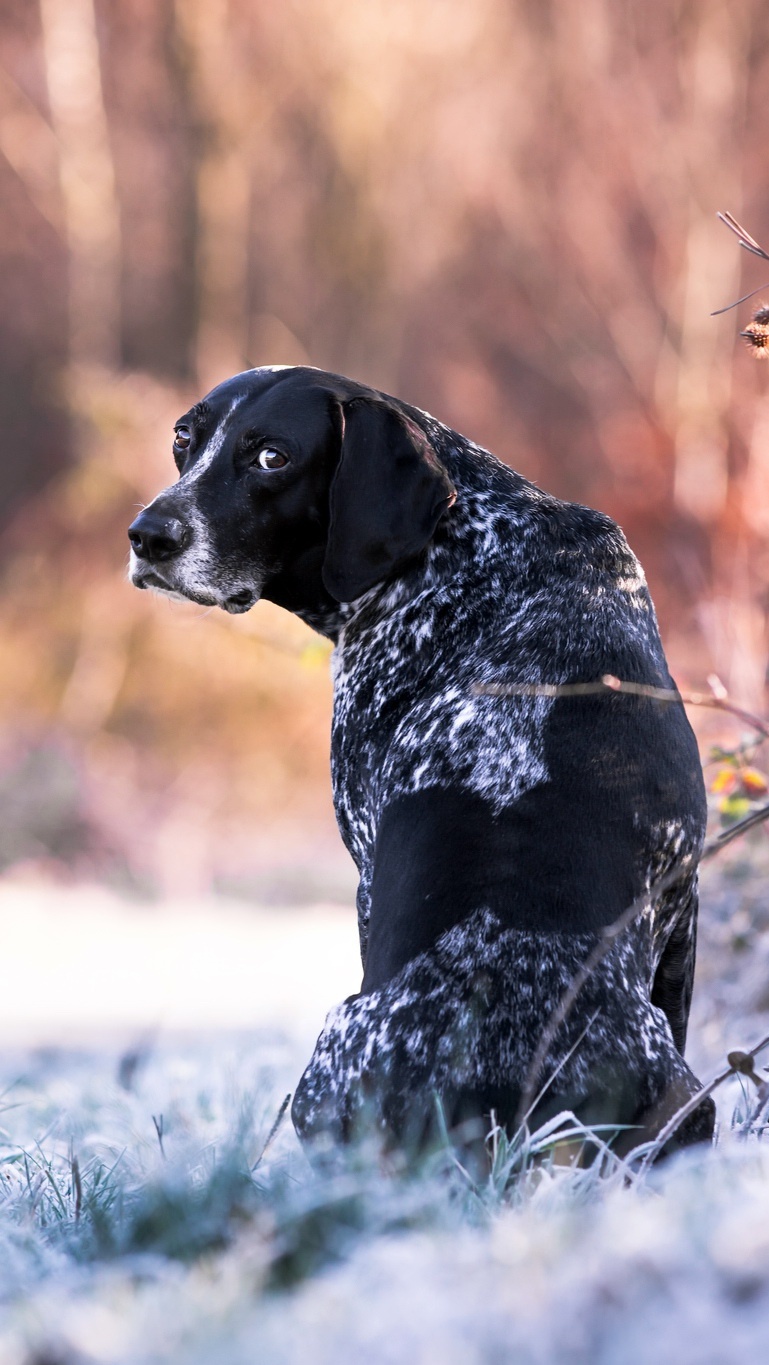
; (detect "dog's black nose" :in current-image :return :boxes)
[128,509,189,562]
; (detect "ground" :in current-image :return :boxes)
[0,846,767,1365]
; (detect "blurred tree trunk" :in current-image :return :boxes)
[39,0,121,368]
[671,0,750,526]
[0,62,62,233]
[173,0,254,389]
[0,9,71,526]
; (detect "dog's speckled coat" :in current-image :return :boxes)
[128,367,714,1154]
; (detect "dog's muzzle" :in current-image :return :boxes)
[127,507,258,613]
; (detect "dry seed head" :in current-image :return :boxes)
[741,320,769,357]
[727,1050,757,1076]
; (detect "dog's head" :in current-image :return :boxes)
[128,366,456,615]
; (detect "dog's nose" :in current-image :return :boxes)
[128,509,189,562]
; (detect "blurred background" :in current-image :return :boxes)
[1,0,769,916]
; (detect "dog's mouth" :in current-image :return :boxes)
[131,567,256,614]
[222,589,257,614]
[131,568,207,604]
[133,569,176,594]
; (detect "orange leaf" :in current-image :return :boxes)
[741,767,768,795]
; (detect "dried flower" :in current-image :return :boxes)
[741,319,769,357]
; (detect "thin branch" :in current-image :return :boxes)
[712,212,769,315]
[629,1033,769,1172]
[716,211,769,262]
[711,281,769,317]
[709,798,769,849]
[473,674,769,741]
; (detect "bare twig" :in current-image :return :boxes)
[711,282,769,317]
[712,211,769,315]
[707,798,769,851]
[629,1034,769,1171]
[473,673,769,741]
[716,211,769,262]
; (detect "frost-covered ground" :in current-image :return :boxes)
[0,852,768,1365]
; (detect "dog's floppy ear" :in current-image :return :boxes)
[322,398,456,602]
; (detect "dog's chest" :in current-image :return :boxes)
[329,610,425,872]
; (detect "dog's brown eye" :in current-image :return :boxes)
[256,447,289,470]
[173,427,191,455]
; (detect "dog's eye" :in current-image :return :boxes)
[255,448,289,470]
[173,427,192,462]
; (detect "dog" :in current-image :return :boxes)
[128,365,715,1156]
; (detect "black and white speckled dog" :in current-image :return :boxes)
[128,365,715,1155]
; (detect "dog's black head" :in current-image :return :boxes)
[128,366,456,616]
